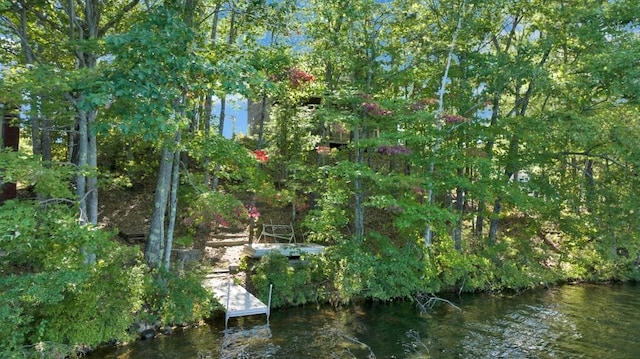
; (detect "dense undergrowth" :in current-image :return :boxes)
[248,231,640,310]
[2,194,639,358]
[0,200,217,359]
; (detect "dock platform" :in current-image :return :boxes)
[205,279,273,328]
[243,243,325,258]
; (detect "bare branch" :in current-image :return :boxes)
[414,292,462,312]
[98,0,140,37]
[558,151,629,170]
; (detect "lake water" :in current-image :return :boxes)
[90,283,640,358]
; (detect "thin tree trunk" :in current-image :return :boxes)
[453,170,464,251]
[354,147,365,239]
[41,116,52,162]
[212,8,236,190]
[211,95,226,191]
[203,94,213,187]
[203,2,221,187]
[584,159,595,213]
[424,1,466,247]
[487,195,502,244]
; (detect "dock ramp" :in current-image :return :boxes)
[205,279,273,328]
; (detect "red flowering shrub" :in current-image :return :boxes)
[316,145,331,155]
[247,205,260,219]
[441,114,468,124]
[253,149,269,162]
[288,67,315,88]
[362,102,393,117]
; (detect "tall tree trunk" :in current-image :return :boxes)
[76,109,88,223]
[87,111,98,224]
[40,116,52,163]
[203,94,213,187]
[203,2,221,188]
[164,133,181,270]
[248,93,268,243]
[145,145,174,268]
[212,8,236,190]
[354,128,365,239]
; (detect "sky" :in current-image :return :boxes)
[212,94,248,139]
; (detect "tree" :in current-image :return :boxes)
[0,0,141,225]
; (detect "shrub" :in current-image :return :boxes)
[250,233,425,307]
[251,252,326,308]
[0,200,146,358]
[142,268,218,325]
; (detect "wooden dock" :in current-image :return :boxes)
[205,279,273,328]
[243,243,325,258]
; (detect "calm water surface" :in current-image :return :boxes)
[91,283,640,358]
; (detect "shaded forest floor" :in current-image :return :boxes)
[97,185,296,276]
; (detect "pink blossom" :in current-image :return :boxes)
[247,206,260,219]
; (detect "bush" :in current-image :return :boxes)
[251,252,326,308]
[325,234,424,303]
[142,268,218,325]
[0,200,147,358]
[250,233,425,307]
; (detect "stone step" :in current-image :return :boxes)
[205,239,249,247]
[209,232,249,240]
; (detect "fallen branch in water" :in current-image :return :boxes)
[403,329,429,354]
[328,328,376,359]
[414,292,462,313]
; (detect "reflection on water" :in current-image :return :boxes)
[220,325,277,359]
[91,283,640,359]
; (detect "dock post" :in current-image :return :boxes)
[225,282,231,329]
[266,284,273,324]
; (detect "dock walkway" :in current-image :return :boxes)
[204,278,273,328]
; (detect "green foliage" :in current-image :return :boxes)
[428,237,561,294]
[173,235,195,248]
[0,150,75,199]
[142,268,217,326]
[0,200,146,358]
[250,234,425,307]
[104,5,197,141]
[251,253,326,308]
[326,234,425,302]
[184,133,268,191]
[302,167,351,243]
